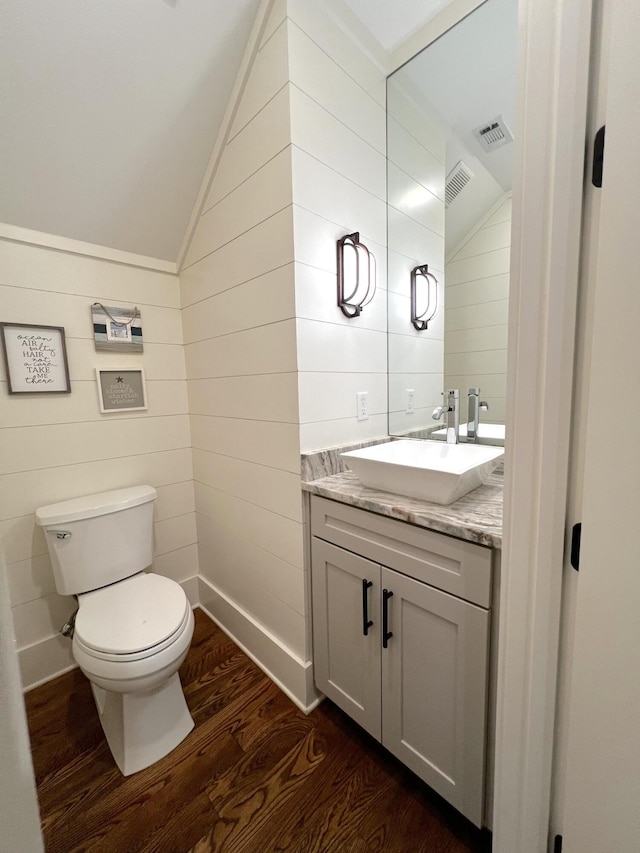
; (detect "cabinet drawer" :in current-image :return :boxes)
[311,496,492,607]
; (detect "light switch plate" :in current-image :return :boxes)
[356,391,369,421]
[405,388,415,414]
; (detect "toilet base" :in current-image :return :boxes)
[91,673,194,776]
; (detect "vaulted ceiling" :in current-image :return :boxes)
[1,0,260,261]
[0,0,479,264]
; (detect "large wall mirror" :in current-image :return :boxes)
[387,0,517,444]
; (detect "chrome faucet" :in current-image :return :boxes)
[432,389,460,444]
[467,388,489,443]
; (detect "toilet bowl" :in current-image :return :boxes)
[73,573,195,776]
[73,572,193,692]
[35,486,195,776]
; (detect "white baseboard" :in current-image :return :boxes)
[20,634,76,693]
[198,576,322,714]
[181,575,200,607]
[20,575,199,692]
[19,574,322,713]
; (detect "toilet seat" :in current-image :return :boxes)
[75,573,190,662]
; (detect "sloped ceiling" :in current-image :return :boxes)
[0,0,260,262]
[0,0,503,265]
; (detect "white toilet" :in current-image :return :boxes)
[35,485,194,776]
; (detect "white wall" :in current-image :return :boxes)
[0,239,196,689]
[0,557,44,852]
[288,0,388,451]
[180,1,310,705]
[445,195,511,424]
[181,0,388,709]
[386,80,446,436]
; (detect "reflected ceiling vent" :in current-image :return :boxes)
[445,160,475,208]
[472,115,514,152]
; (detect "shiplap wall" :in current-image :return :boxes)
[386,80,446,436]
[444,195,511,424]
[0,239,196,689]
[181,0,388,709]
[180,2,311,706]
[288,0,388,452]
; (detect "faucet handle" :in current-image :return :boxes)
[480,400,489,411]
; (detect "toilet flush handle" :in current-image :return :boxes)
[60,607,78,639]
[49,529,72,540]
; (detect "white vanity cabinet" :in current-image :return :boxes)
[310,496,493,827]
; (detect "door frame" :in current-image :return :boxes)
[554,0,640,846]
[493,0,594,850]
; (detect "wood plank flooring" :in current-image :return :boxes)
[25,609,492,853]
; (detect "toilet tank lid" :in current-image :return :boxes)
[35,485,156,526]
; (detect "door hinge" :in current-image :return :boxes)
[554,834,563,853]
[592,125,605,187]
[570,523,581,571]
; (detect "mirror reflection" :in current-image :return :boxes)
[387,0,517,444]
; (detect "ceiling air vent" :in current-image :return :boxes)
[472,115,514,152]
[445,160,475,208]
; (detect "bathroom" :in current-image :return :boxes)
[1,0,639,851]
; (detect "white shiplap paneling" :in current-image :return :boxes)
[387,79,447,437]
[444,195,512,424]
[0,240,196,688]
[181,5,309,702]
[288,2,387,451]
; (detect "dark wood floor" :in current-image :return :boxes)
[25,609,491,853]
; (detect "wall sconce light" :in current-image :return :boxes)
[411,264,439,330]
[337,232,376,317]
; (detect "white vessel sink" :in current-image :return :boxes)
[432,423,506,446]
[341,439,504,505]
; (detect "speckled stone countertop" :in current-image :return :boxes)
[303,467,504,550]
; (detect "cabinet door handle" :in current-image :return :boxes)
[362,579,373,635]
[382,588,394,648]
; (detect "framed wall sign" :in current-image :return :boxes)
[0,322,71,394]
[96,369,147,413]
[91,303,143,352]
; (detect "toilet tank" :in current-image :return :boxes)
[35,486,156,596]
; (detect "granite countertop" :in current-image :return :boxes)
[303,467,504,549]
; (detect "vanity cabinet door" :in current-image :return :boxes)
[311,538,382,741]
[380,567,489,827]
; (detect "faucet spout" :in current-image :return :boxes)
[432,389,459,443]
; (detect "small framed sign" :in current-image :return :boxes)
[91,303,143,353]
[96,368,147,413]
[0,322,71,394]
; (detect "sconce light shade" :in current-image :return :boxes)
[337,232,376,317]
[411,264,439,331]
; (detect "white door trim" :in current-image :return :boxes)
[559,0,640,846]
[493,1,594,851]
